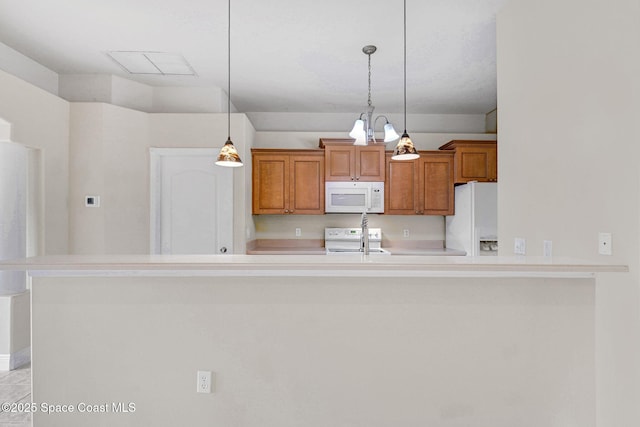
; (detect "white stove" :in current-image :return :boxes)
[324,228,390,255]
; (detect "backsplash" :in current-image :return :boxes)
[253,214,445,241]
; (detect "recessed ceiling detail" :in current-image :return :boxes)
[0,0,509,114]
[107,51,196,76]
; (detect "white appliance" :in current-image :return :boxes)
[445,182,498,256]
[324,227,390,255]
[325,181,384,214]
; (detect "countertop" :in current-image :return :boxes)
[0,254,628,278]
[245,239,467,256]
[246,239,326,255]
[383,248,467,256]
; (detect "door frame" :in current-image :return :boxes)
[149,147,231,255]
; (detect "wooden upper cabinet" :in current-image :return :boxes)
[418,151,454,215]
[252,152,289,214]
[385,152,419,215]
[252,149,324,215]
[438,140,497,184]
[356,145,385,181]
[320,139,385,182]
[385,151,454,215]
[289,153,325,214]
[324,144,354,181]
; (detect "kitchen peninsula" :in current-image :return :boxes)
[1,255,626,427]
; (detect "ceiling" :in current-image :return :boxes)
[0,0,508,115]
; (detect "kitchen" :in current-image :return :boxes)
[1,0,639,426]
[248,138,497,256]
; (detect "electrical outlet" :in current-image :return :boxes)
[543,240,552,257]
[295,228,301,237]
[403,229,410,238]
[514,238,526,255]
[197,371,212,393]
[598,232,612,255]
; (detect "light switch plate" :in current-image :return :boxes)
[543,240,552,257]
[514,238,526,255]
[598,232,612,255]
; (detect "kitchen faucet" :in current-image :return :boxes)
[361,211,369,255]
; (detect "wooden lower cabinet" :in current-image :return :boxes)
[252,149,324,215]
[385,151,454,215]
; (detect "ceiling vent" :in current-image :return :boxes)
[107,51,196,76]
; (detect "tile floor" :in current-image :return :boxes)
[0,364,31,426]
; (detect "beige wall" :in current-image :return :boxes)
[497,0,640,425]
[68,105,254,254]
[69,103,149,254]
[32,274,596,426]
[0,69,69,254]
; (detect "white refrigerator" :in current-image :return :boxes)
[445,182,498,256]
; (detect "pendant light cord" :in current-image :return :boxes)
[403,0,407,132]
[227,0,231,140]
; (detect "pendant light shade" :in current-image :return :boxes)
[383,121,401,143]
[349,118,367,145]
[215,137,243,167]
[392,132,419,160]
[392,0,419,161]
[215,0,243,168]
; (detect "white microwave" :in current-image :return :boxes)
[325,181,384,213]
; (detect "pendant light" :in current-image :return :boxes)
[349,45,400,146]
[392,0,419,160]
[215,0,243,167]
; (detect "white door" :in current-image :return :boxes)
[150,149,233,255]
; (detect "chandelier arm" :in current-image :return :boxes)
[373,115,389,128]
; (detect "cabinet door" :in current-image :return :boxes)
[325,145,355,181]
[356,145,385,181]
[385,153,418,215]
[289,154,324,214]
[419,153,454,215]
[252,153,289,214]
[455,146,497,183]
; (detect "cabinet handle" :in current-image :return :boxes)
[284,209,289,213]
[356,177,360,181]
[351,176,355,181]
